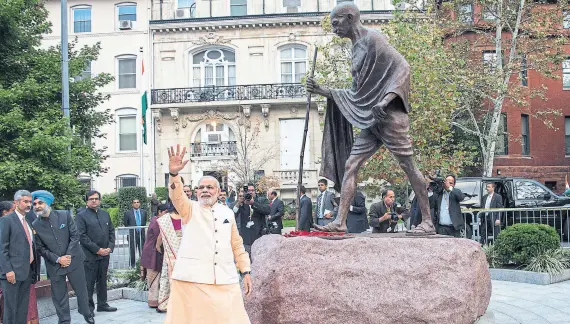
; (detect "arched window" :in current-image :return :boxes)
[117,2,137,21]
[72,5,92,33]
[192,48,236,87]
[116,2,137,30]
[116,174,139,189]
[279,45,307,83]
[116,108,138,152]
[116,55,137,89]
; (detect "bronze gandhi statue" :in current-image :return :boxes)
[307,2,435,235]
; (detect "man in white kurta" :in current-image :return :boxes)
[164,145,253,324]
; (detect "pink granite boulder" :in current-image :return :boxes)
[245,233,491,324]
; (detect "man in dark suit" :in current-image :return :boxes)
[234,184,270,261]
[31,190,94,324]
[432,175,467,237]
[25,209,42,278]
[0,190,39,324]
[347,190,368,233]
[267,191,284,234]
[123,199,148,268]
[298,186,313,231]
[369,189,407,233]
[227,185,236,205]
[76,190,117,314]
[480,183,503,244]
[314,179,337,226]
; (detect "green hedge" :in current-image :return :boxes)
[101,192,119,209]
[155,187,168,202]
[118,187,149,227]
[495,223,560,265]
[106,207,120,227]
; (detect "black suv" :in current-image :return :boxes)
[456,177,570,239]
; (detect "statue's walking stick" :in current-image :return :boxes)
[296,46,318,231]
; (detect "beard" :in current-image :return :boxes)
[199,195,217,207]
[35,205,51,217]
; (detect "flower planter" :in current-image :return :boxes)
[489,268,570,285]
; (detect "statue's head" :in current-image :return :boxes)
[330,2,361,38]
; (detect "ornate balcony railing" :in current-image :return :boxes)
[151,83,305,105]
[190,141,237,157]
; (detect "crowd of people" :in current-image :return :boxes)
[0,155,491,324]
[0,154,489,324]
[0,189,118,324]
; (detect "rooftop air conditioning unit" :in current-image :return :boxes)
[175,8,191,19]
[119,20,132,30]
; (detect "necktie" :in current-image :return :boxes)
[136,210,141,232]
[270,201,273,207]
[21,218,33,264]
[316,194,322,218]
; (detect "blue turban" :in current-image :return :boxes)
[32,190,55,206]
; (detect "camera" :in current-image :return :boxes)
[263,220,278,235]
[243,185,253,201]
[390,210,399,222]
[389,203,402,222]
[428,170,445,194]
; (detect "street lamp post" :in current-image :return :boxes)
[61,0,70,123]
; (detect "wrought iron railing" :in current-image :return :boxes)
[115,175,140,189]
[190,141,238,157]
[151,83,305,104]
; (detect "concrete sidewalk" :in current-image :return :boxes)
[40,280,570,323]
[40,299,166,324]
[489,280,570,324]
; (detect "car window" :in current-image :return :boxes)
[515,181,547,200]
[456,181,478,196]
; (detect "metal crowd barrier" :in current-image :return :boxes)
[461,207,570,246]
[38,225,148,276]
[110,226,149,270]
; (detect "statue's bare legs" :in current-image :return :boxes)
[396,155,436,236]
[314,153,435,235]
[314,151,374,233]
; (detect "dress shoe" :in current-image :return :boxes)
[84,315,95,324]
[97,305,117,312]
[156,309,166,313]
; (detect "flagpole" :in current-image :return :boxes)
[139,47,144,189]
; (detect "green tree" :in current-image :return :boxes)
[314,11,476,188]
[443,0,567,176]
[0,0,113,208]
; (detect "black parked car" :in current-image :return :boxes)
[456,177,570,239]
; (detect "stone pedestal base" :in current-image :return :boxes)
[245,233,491,324]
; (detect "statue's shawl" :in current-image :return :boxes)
[331,29,411,130]
[319,30,411,191]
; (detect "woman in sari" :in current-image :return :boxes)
[0,201,40,324]
[155,203,183,313]
[140,204,168,308]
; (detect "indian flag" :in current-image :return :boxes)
[141,59,148,145]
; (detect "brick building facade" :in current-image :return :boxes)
[450,3,570,193]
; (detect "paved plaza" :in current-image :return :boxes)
[39,280,570,324]
[489,280,570,324]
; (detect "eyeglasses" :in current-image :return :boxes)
[88,198,100,202]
